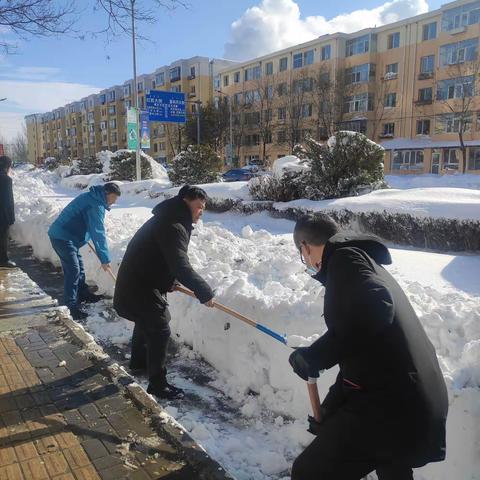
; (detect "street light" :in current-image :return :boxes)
[215,90,233,166]
[130,0,141,181]
[0,98,7,102]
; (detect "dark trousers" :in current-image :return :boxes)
[291,407,414,480]
[130,305,171,387]
[0,225,9,263]
[50,237,89,308]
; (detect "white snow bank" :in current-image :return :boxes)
[272,155,309,178]
[273,187,480,221]
[153,181,251,201]
[10,168,480,479]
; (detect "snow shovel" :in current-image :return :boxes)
[174,284,323,425]
[87,242,118,283]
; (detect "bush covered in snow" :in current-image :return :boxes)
[250,131,386,201]
[107,150,153,181]
[169,144,223,186]
[43,157,59,171]
[74,155,103,175]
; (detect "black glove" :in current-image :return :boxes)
[307,414,323,435]
[288,347,319,381]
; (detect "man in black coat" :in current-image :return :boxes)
[289,214,448,480]
[114,185,214,399]
[0,155,16,268]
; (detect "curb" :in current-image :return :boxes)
[56,310,236,480]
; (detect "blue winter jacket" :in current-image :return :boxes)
[48,185,111,264]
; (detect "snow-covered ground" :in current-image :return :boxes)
[9,166,480,480]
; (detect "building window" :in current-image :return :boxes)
[170,85,181,93]
[293,53,303,69]
[100,94,106,105]
[436,113,472,133]
[418,87,433,102]
[277,130,287,143]
[321,45,331,61]
[393,150,424,170]
[124,84,131,97]
[278,107,286,120]
[416,119,431,135]
[439,38,478,66]
[109,90,116,102]
[382,123,395,136]
[345,63,375,84]
[87,112,94,122]
[159,142,166,151]
[153,143,158,153]
[468,147,480,170]
[304,50,314,65]
[170,66,181,82]
[100,121,107,131]
[346,34,370,56]
[420,55,435,74]
[279,57,288,71]
[155,72,165,86]
[386,63,398,74]
[292,77,313,93]
[277,82,288,96]
[137,82,144,93]
[265,62,273,75]
[111,132,117,143]
[437,75,474,100]
[109,119,116,129]
[233,93,242,105]
[385,93,397,108]
[344,93,373,113]
[301,104,313,118]
[443,148,459,169]
[108,105,116,115]
[223,75,229,87]
[422,22,437,41]
[234,71,240,83]
[442,3,480,31]
[387,32,400,49]
[190,66,196,78]
[244,66,261,81]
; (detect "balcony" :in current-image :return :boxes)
[414,99,433,105]
[418,72,433,80]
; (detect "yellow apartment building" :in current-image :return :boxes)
[25,114,44,165]
[218,0,480,174]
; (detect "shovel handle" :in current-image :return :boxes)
[87,242,117,282]
[307,377,322,422]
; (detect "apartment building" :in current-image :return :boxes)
[217,0,480,174]
[26,56,236,164]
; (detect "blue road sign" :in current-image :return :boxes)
[146,91,186,123]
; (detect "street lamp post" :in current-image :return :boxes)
[215,90,233,166]
[130,0,141,181]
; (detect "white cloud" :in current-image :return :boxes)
[0,79,101,141]
[224,0,429,60]
[0,66,62,81]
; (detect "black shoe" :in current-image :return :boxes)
[0,261,16,269]
[147,382,184,400]
[69,306,89,320]
[78,291,104,304]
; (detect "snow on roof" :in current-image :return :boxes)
[381,137,480,150]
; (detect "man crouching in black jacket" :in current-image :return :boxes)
[114,185,214,399]
[289,214,448,480]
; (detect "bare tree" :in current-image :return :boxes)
[436,60,480,173]
[10,124,28,164]
[231,100,248,166]
[0,0,76,52]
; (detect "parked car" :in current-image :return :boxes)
[222,168,256,182]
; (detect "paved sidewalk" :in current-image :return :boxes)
[0,267,232,480]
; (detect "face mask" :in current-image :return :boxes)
[304,252,319,276]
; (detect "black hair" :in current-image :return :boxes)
[104,182,121,196]
[0,155,13,174]
[293,214,339,250]
[178,184,208,201]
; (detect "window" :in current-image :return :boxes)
[293,53,303,69]
[190,85,196,95]
[443,149,459,170]
[265,62,273,75]
[111,132,117,143]
[108,105,116,115]
[278,107,286,120]
[437,76,474,100]
[279,57,288,71]
[244,66,261,81]
[234,71,240,83]
[416,119,431,135]
[233,93,242,105]
[109,119,116,129]
[418,87,433,102]
[277,82,288,96]
[442,2,480,31]
[223,75,229,87]
[100,121,107,130]
[301,104,313,118]
[137,82,143,92]
[344,93,373,113]
[266,85,274,98]
[422,22,437,41]
[153,143,158,153]
[155,72,165,86]
[436,113,472,133]
[304,50,314,65]
[244,134,260,146]
[170,85,181,93]
[170,66,181,82]
[245,112,260,125]
[321,45,331,61]
[293,78,313,93]
[382,123,395,136]
[388,32,400,49]
[190,66,196,78]
[345,63,374,84]
[158,124,165,135]
[468,147,480,170]
[392,150,424,170]
[277,130,287,143]
[386,63,398,74]
[99,94,106,105]
[159,142,166,151]
[264,109,273,122]
[346,34,370,56]
[124,85,132,97]
[87,112,94,122]
[385,93,397,108]
[124,99,132,109]
[109,90,116,102]
[420,55,435,75]
[439,38,478,66]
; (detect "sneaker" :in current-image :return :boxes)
[69,306,88,320]
[147,382,184,400]
[0,261,16,269]
[78,291,104,304]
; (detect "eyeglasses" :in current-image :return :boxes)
[298,242,305,265]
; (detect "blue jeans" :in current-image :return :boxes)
[50,238,89,308]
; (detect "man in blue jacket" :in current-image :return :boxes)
[49,183,121,320]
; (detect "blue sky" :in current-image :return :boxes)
[0,0,444,140]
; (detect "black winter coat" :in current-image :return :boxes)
[305,234,448,467]
[114,196,213,319]
[0,173,15,227]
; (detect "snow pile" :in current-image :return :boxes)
[272,155,309,177]
[10,168,480,479]
[151,181,251,201]
[386,173,480,190]
[327,130,384,151]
